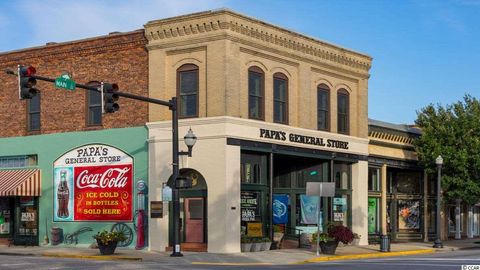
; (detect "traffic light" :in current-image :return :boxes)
[18,65,39,99]
[101,82,119,113]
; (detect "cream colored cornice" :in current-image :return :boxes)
[145,9,371,75]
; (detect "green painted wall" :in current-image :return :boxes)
[0,126,148,247]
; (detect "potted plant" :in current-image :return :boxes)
[93,230,127,255]
[261,237,272,251]
[241,236,253,252]
[352,233,361,245]
[316,233,338,255]
[314,223,355,255]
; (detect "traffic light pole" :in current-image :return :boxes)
[5,70,183,257]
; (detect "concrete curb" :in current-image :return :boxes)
[295,249,436,264]
[191,262,273,266]
[41,252,143,261]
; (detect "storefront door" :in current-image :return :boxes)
[14,197,39,245]
[184,198,204,243]
[368,197,379,235]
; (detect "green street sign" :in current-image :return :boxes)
[55,73,76,91]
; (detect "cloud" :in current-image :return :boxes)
[4,0,226,50]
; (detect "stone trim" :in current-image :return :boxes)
[145,9,371,74]
[369,130,415,145]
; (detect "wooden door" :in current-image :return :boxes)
[184,198,204,243]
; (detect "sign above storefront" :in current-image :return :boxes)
[53,144,133,222]
[259,128,349,150]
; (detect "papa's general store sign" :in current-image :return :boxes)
[53,144,133,222]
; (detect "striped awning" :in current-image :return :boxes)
[0,169,41,196]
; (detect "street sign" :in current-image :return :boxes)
[55,73,76,91]
[306,182,335,197]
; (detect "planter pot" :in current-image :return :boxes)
[273,232,284,243]
[97,240,118,255]
[241,243,253,252]
[352,238,360,246]
[262,242,272,251]
[250,242,262,252]
[319,240,338,255]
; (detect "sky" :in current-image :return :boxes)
[1,0,479,125]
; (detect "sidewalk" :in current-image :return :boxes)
[0,239,477,265]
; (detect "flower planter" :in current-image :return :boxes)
[241,242,252,252]
[319,240,338,255]
[97,240,118,255]
[261,241,272,251]
[250,242,262,252]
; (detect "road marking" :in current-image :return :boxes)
[1,263,33,266]
[322,262,462,267]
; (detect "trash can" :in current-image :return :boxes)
[380,234,390,252]
[51,227,63,245]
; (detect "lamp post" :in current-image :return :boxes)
[433,155,443,248]
[170,97,197,257]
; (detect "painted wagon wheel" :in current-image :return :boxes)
[64,233,74,245]
[110,222,133,247]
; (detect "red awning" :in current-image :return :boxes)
[0,169,41,196]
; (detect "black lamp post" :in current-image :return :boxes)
[433,155,443,248]
[170,97,197,257]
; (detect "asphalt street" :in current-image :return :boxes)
[0,249,478,270]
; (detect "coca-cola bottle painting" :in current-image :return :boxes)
[57,169,70,218]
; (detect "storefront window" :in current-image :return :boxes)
[397,200,420,232]
[448,205,463,233]
[241,191,263,236]
[296,194,322,227]
[241,152,268,184]
[0,155,37,168]
[396,171,421,194]
[333,195,349,227]
[0,198,13,236]
[334,162,351,190]
[16,197,38,237]
[368,167,380,192]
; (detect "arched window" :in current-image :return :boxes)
[177,64,199,118]
[248,66,264,120]
[27,93,40,131]
[317,84,330,131]
[273,72,288,124]
[86,81,102,126]
[337,89,349,134]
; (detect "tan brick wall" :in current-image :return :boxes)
[145,9,372,138]
[0,30,148,138]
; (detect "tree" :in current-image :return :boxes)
[414,95,480,205]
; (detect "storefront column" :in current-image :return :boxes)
[467,205,473,239]
[423,170,429,242]
[455,199,461,239]
[380,164,387,235]
[351,160,368,245]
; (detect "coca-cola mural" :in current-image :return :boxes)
[53,144,133,222]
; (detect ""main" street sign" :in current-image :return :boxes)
[55,73,76,91]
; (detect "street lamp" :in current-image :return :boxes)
[171,97,197,257]
[433,155,443,248]
[183,128,197,157]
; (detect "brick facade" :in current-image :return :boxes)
[0,30,148,137]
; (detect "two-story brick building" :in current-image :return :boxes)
[0,30,149,247]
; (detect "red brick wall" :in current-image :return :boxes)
[0,30,148,138]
